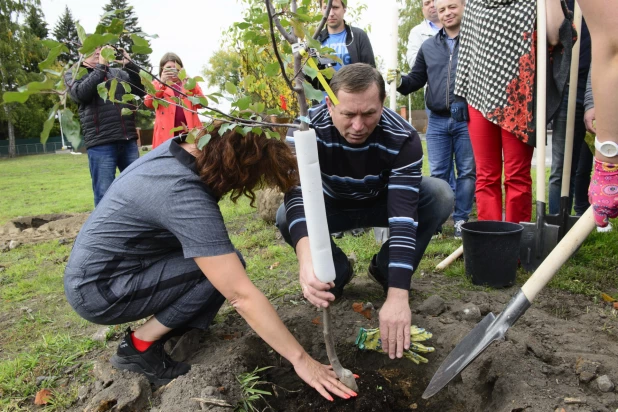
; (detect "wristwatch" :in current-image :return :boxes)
[595,136,618,158]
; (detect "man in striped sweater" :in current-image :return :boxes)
[276,64,453,359]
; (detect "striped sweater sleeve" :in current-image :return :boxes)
[387,136,423,290]
[284,187,308,247]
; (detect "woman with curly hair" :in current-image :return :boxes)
[63,128,357,401]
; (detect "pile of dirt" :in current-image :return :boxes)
[0,213,89,247]
[69,274,618,412]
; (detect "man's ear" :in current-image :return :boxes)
[325,96,334,114]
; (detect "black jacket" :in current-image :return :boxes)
[65,62,145,149]
[316,23,376,68]
[397,29,459,116]
[311,23,375,92]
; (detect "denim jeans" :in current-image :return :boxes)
[426,107,456,192]
[87,140,139,206]
[276,176,453,291]
[425,112,476,222]
[548,88,587,215]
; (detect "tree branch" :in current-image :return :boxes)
[267,2,295,44]
[265,0,301,94]
[313,0,333,39]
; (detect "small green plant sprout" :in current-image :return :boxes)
[236,366,273,412]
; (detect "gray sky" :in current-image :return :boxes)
[40,0,399,110]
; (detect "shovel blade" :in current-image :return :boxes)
[422,290,531,399]
[519,221,560,272]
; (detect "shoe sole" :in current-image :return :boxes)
[110,355,173,386]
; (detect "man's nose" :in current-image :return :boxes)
[351,118,364,131]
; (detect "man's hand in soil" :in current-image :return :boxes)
[296,238,336,308]
[293,352,358,401]
[379,288,412,359]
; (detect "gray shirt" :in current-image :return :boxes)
[66,136,235,283]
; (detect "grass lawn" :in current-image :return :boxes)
[0,149,616,410]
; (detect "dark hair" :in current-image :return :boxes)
[194,126,299,205]
[159,52,184,77]
[329,63,386,102]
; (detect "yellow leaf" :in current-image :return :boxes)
[601,293,616,303]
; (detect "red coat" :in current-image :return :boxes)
[144,80,204,148]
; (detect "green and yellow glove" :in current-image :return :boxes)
[386,69,402,88]
[355,326,435,364]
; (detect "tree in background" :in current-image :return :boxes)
[202,49,241,95]
[26,3,48,39]
[0,0,58,157]
[397,0,424,111]
[52,6,79,64]
[101,0,151,69]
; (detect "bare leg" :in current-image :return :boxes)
[133,317,172,342]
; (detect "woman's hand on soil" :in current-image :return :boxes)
[299,263,335,308]
[293,352,357,401]
[379,288,412,359]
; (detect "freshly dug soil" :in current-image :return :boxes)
[71,274,618,412]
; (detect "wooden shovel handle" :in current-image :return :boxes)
[521,207,595,302]
[536,0,548,201]
[436,246,464,271]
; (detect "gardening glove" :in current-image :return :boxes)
[450,97,469,122]
[355,326,435,364]
[386,69,402,88]
[589,159,618,227]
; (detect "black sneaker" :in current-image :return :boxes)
[367,255,387,294]
[110,329,191,385]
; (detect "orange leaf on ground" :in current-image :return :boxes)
[352,302,372,319]
[311,316,321,325]
[601,293,616,303]
[613,302,618,310]
[352,302,364,313]
[34,389,52,405]
[269,262,280,270]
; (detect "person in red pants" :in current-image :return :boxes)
[454,0,575,223]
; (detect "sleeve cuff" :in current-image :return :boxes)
[387,265,413,290]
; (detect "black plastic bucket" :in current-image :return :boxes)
[461,221,524,288]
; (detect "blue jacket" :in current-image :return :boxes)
[397,28,459,116]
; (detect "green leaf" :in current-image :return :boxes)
[108,79,118,102]
[121,94,135,103]
[197,134,212,150]
[188,96,201,105]
[178,68,187,81]
[41,104,60,144]
[219,122,235,135]
[184,78,196,91]
[198,97,209,106]
[121,108,133,116]
[302,81,325,102]
[240,126,253,136]
[152,100,159,109]
[2,91,31,104]
[139,71,156,95]
[225,81,238,95]
[99,18,124,35]
[38,44,68,70]
[121,82,131,93]
[207,94,219,104]
[100,48,116,62]
[236,22,251,29]
[130,34,152,55]
[76,22,87,44]
[302,64,318,80]
[321,67,336,80]
[252,127,263,136]
[79,34,119,55]
[97,82,109,102]
[192,76,204,83]
[59,109,81,148]
[101,9,123,20]
[169,126,185,135]
[265,62,280,77]
[236,96,252,110]
[290,20,305,39]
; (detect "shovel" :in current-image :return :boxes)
[545,3,583,240]
[519,0,560,272]
[422,207,595,399]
